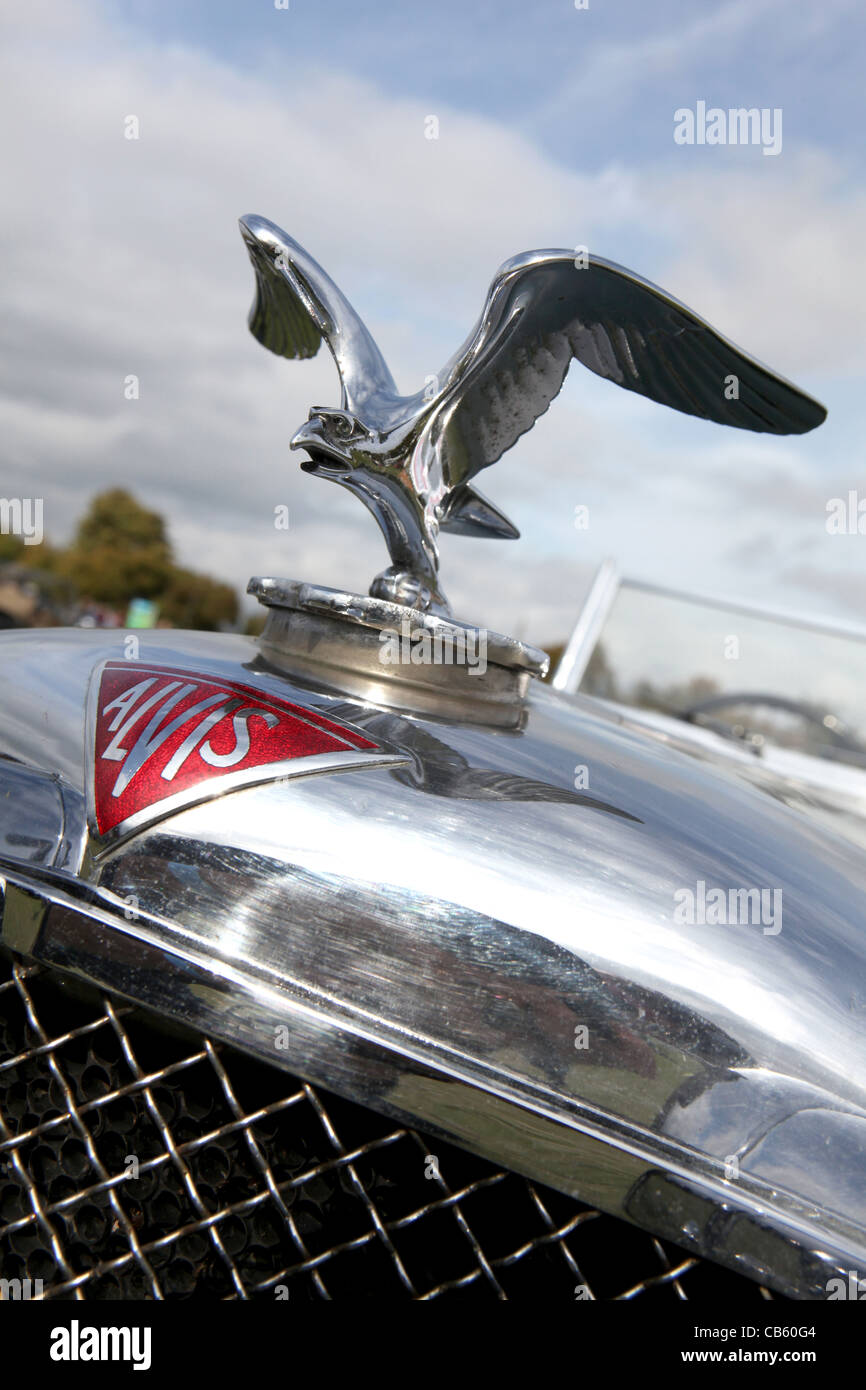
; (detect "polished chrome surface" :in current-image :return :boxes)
[241,215,826,614]
[1,863,860,1300]
[0,759,86,872]
[595,697,866,851]
[3,625,866,1296]
[248,576,548,729]
[249,577,548,673]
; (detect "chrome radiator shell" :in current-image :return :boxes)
[2,625,866,1299]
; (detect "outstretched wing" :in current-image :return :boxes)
[430,250,827,487]
[239,215,399,415]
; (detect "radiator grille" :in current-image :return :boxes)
[0,954,777,1301]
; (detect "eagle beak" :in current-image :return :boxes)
[289,420,319,451]
[290,417,354,473]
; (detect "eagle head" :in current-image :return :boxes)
[290,408,376,476]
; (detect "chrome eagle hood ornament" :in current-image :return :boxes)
[240,214,826,615]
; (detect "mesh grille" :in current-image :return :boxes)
[0,953,778,1301]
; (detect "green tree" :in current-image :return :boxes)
[13,488,239,630]
[12,541,63,572]
[60,489,172,604]
[160,567,238,631]
[0,534,24,564]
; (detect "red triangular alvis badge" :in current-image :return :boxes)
[87,661,381,848]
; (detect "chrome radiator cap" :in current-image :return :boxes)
[248,576,548,729]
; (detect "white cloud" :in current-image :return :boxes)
[532,0,788,131]
[654,154,866,375]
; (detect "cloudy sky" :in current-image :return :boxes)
[2,0,864,644]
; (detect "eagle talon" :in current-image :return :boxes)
[369,567,449,616]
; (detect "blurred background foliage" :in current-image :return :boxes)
[0,489,238,631]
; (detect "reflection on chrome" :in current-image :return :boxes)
[2,619,866,1299]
